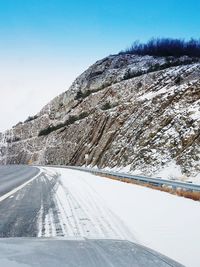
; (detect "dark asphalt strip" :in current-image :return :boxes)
[0,165,39,197]
[0,170,58,237]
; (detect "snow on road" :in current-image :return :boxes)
[41,167,200,267]
[39,167,135,241]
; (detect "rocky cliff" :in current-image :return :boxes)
[0,54,200,179]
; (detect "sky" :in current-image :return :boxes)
[0,0,200,131]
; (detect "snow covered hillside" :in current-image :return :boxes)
[0,54,200,181]
[45,167,200,267]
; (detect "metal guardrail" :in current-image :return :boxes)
[42,165,200,192]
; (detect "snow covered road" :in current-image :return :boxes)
[37,167,135,241]
[0,166,198,266]
[0,166,134,240]
[54,167,200,267]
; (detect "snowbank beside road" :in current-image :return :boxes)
[55,168,200,267]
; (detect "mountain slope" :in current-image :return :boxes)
[0,54,200,179]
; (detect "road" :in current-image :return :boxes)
[0,165,39,197]
[0,165,184,267]
[0,166,58,237]
[0,166,132,239]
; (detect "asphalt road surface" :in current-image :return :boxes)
[0,165,59,237]
[0,165,39,197]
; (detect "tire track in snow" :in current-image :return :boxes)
[36,173,66,237]
[40,167,136,241]
[77,176,135,240]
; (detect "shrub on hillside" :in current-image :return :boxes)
[75,90,91,100]
[101,102,112,110]
[121,38,200,58]
[24,115,38,123]
[38,112,90,137]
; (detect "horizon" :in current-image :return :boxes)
[0,0,200,131]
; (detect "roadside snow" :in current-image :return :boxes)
[50,167,200,267]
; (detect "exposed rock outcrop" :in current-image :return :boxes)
[0,54,200,179]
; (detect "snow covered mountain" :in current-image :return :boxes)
[0,54,200,180]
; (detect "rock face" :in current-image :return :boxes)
[0,54,200,178]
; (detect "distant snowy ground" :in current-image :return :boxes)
[44,167,200,267]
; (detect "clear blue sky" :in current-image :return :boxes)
[0,0,199,131]
[0,0,200,57]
